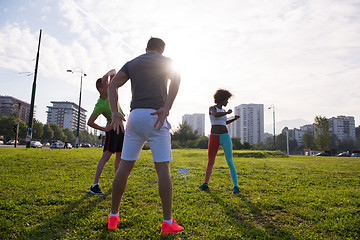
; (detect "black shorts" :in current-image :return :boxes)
[104,129,124,153]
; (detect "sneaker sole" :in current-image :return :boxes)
[89,190,104,195]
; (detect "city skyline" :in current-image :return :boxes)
[1,93,358,135]
[1,1,359,135]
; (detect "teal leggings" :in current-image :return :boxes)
[204,133,238,186]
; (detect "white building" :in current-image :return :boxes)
[182,113,205,136]
[228,104,264,145]
[329,116,356,140]
[288,128,305,147]
[46,101,87,131]
[300,124,314,135]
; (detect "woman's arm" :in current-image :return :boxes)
[226,115,240,125]
[210,106,232,117]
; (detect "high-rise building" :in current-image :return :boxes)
[228,104,264,145]
[288,128,305,147]
[300,124,314,135]
[182,113,205,136]
[329,116,355,140]
[0,95,33,122]
[46,101,87,131]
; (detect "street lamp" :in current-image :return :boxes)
[67,68,87,148]
[268,104,275,151]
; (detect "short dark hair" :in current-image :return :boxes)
[214,89,232,104]
[147,37,165,53]
[96,78,103,92]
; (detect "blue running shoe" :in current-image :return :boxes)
[233,186,240,194]
[199,183,209,191]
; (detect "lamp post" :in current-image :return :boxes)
[268,104,275,150]
[67,68,87,148]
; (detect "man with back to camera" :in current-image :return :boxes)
[87,69,125,195]
[107,37,184,235]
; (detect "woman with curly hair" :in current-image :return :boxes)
[199,89,240,194]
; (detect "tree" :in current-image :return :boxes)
[171,123,198,148]
[254,141,266,150]
[242,141,253,150]
[231,137,242,150]
[195,136,209,149]
[42,123,54,143]
[302,132,316,149]
[338,138,356,152]
[275,127,288,152]
[32,119,43,140]
[18,121,27,140]
[0,116,17,141]
[63,128,76,144]
[314,116,330,150]
[50,123,65,141]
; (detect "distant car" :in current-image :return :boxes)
[30,141,43,148]
[6,140,18,145]
[64,143,73,149]
[50,141,65,149]
[351,153,360,157]
[0,140,3,145]
[337,152,350,157]
[80,143,91,148]
[317,152,330,156]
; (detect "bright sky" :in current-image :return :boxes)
[1,0,359,134]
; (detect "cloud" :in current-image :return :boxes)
[1,0,359,129]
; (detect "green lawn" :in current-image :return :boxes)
[1,148,359,239]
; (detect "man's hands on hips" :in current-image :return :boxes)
[151,107,170,131]
[112,112,126,134]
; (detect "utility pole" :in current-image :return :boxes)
[14,103,21,148]
[26,29,42,148]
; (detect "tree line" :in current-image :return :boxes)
[0,114,101,146]
[171,123,255,150]
[170,117,360,154]
[3,114,359,153]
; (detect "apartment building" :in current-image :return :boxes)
[228,104,264,145]
[46,101,87,131]
[0,95,33,122]
[329,115,356,140]
[182,113,205,136]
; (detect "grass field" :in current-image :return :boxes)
[1,148,359,239]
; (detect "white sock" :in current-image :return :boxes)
[110,212,119,217]
[163,218,173,225]
[92,183,99,188]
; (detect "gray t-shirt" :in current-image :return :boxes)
[120,52,173,111]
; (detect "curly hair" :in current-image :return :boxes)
[214,89,232,104]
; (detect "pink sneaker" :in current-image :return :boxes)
[161,218,184,235]
[108,215,120,230]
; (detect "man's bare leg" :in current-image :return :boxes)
[110,160,136,214]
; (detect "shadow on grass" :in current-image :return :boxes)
[206,190,297,239]
[19,188,112,239]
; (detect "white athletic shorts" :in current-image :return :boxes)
[121,108,172,162]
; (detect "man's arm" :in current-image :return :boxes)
[87,113,113,132]
[151,71,181,130]
[108,70,129,134]
[103,69,117,81]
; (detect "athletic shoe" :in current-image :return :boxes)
[89,184,104,195]
[108,215,120,230]
[233,186,240,194]
[161,218,184,235]
[199,183,209,191]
